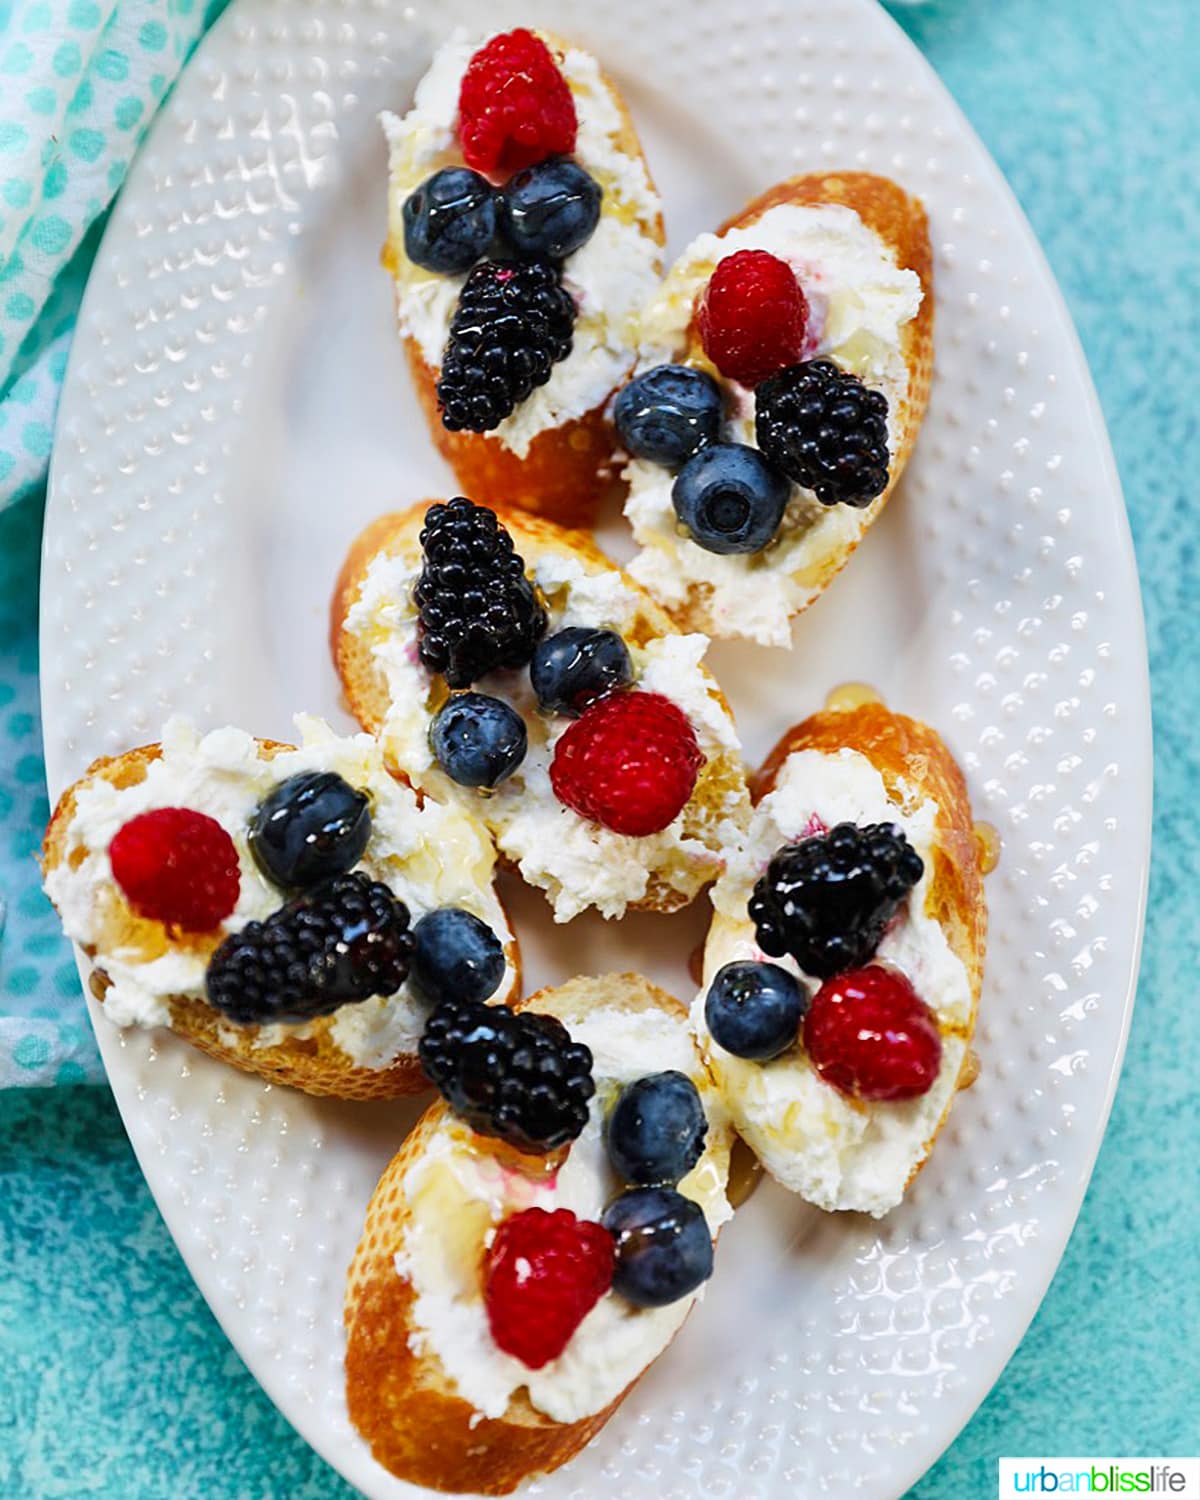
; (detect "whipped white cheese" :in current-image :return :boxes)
[344,546,748,922]
[45,717,512,1067]
[397,1001,733,1423]
[381,30,662,458]
[624,202,924,646]
[692,747,971,1217]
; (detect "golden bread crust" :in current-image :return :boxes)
[331,502,748,916]
[745,702,986,1192]
[657,171,934,636]
[404,338,623,530]
[391,47,666,528]
[344,975,703,1494]
[42,738,519,1099]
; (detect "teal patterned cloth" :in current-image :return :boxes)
[0,0,228,508]
[0,0,229,1084]
[1,0,1197,1495]
[0,496,97,1086]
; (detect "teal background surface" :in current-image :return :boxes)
[2,0,1197,1493]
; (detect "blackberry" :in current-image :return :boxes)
[437,259,575,433]
[419,998,595,1153]
[755,359,890,508]
[415,497,547,688]
[205,872,413,1025]
[749,822,924,979]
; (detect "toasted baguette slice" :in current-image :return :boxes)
[332,501,750,923]
[41,718,518,1099]
[344,973,733,1494]
[623,172,934,645]
[382,30,666,528]
[693,696,987,1215]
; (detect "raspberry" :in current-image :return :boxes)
[697,249,809,388]
[484,1207,614,1368]
[803,966,942,1102]
[110,807,240,931]
[550,691,704,837]
[458,29,577,177]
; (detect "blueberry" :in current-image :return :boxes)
[672,443,790,555]
[530,627,633,716]
[602,1187,714,1308]
[606,1071,708,1187]
[430,693,527,789]
[410,907,506,1006]
[499,157,602,261]
[705,960,807,1061]
[614,364,723,468]
[403,168,497,275]
[248,771,371,889]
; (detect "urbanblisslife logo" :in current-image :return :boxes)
[999,1460,1200,1498]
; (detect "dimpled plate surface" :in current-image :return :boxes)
[40,0,1151,1495]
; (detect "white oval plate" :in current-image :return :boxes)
[41,0,1151,1495]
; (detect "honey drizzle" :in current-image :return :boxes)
[726,1135,766,1208]
[973,821,1001,876]
[823,681,883,713]
[486,1137,569,1182]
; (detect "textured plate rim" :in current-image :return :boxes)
[39,0,1153,1495]
[855,3,1152,1484]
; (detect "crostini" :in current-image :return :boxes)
[382,27,665,526]
[618,172,933,645]
[332,498,750,922]
[691,694,986,1215]
[42,717,518,1098]
[345,972,733,1494]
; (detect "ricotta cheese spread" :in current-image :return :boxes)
[382,31,663,457]
[397,1000,733,1422]
[44,717,513,1067]
[692,746,971,1216]
[344,545,749,922]
[623,202,923,646]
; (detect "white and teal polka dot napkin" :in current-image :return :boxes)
[0,0,228,1087]
[0,0,229,508]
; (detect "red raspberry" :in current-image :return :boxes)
[803,966,942,1102]
[550,691,704,838]
[484,1207,614,1368]
[458,29,577,177]
[109,808,240,932]
[697,249,809,388]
